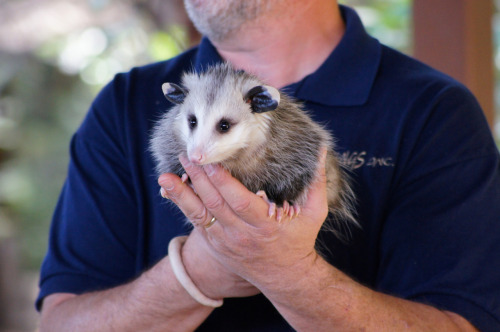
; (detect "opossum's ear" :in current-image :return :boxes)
[245,85,280,113]
[162,83,188,104]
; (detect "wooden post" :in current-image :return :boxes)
[413,0,495,128]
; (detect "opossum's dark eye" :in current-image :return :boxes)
[188,115,197,130]
[217,119,231,133]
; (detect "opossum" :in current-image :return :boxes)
[150,63,357,238]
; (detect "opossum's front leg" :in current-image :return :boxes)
[256,190,300,222]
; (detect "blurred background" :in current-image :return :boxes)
[0,0,497,330]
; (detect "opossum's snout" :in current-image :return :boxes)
[187,143,234,165]
[188,146,207,165]
[187,138,236,165]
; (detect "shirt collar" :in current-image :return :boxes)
[294,5,382,106]
[193,38,224,72]
[192,5,381,107]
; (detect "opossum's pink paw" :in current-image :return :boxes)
[282,201,290,217]
[275,203,293,223]
[273,205,294,223]
[181,173,198,194]
[256,190,277,219]
[276,207,284,223]
[282,201,299,220]
[292,203,301,217]
[268,202,277,218]
[181,173,189,183]
[255,191,298,222]
[256,190,267,199]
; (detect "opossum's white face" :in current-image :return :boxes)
[176,87,272,165]
[162,67,280,166]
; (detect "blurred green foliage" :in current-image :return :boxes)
[0,0,190,269]
[0,58,96,267]
[343,0,412,53]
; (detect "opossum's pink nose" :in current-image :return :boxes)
[189,149,205,165]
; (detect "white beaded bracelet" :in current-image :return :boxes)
[168,236,224,308]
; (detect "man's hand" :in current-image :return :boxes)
[158,172,262,299]
[159,149,330,289]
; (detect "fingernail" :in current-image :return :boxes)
[160,187,169,199]
[160,178,175,191]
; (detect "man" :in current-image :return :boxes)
[38,1,500,331]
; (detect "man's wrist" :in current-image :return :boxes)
[169,236,223,307]
[255,250,343,304]
[182,234,223,300]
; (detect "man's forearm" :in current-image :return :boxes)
[39,256,213,332]
[258,253,477,332]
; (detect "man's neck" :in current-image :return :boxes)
[211,1,345,88]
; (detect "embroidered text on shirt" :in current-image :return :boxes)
[339,151,395,170]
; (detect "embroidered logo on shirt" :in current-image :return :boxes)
[339,151,395,170]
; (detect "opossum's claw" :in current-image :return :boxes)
[283,201,290,217]
[293,203,301,218]
[255,190,299,223]
[276,207,284,223]
[268,202,277,218]
[256,190,277,219]
[283,201,299,219]
[181,173,198,194]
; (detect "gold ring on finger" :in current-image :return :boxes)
[204,217,217,229]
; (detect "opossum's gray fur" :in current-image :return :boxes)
[150,63,357,239]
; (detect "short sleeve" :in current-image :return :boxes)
[376,85,500,331]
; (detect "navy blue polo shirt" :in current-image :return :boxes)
[37,5,500,331]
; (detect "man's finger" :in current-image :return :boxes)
[179,156,241,227]
[158,172,211,226]
[202,163,273,227]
